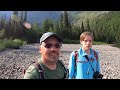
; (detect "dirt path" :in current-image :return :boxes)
[0,44,120,79]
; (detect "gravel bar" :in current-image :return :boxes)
[0,43,120,79]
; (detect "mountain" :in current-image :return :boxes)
[0,11,61,24]
[26,11,61,24]
[0,11,13,19]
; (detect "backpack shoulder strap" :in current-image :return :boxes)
[70,50,78,78]
[33,62,44,79]
[74,50,78,68]
[58,60,65,68]
[58,60,69,79]
[93,50,98,61]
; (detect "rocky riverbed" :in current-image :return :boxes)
[0,43,120,79]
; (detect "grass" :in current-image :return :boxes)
[63,39,108,45]
[93,41,108,45]
[63,39,80,44]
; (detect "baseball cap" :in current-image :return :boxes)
[40,32,63,44]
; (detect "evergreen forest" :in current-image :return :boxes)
[0,11,120,50]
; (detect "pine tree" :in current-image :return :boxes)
[86,19,90,31]
[59,13,63,37]
[81,21,84,33]
[63,11,69,38]
[42,19,54,33]
[54,22,60,34]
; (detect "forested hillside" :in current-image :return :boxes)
[70,11,110,25]
[90,11,120,43]
[71,11,120,45]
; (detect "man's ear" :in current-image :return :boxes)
[39,45,42,54]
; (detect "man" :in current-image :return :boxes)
[24,32,68,79]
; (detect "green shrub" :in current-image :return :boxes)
[113,43,120,48]
[13,39,27,45]
[0,39,6,51]
[0,38,27,51]
[0,29,5,39]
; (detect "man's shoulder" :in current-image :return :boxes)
[24,64,39,79]
[26,64,36,72]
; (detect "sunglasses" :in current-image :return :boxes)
[42,42,62,49]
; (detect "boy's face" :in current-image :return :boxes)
[80,35,93,51]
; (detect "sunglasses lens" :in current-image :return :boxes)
[45,44,52,48]
[43,43,61,48]
[55,44,61,48]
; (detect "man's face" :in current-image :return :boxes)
[40,36,62,63]
[80,35,93,51]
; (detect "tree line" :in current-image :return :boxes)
[0,11,120,45]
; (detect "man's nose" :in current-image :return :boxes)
[50,46,57,50]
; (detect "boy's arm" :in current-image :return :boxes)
[96,52,100,72]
